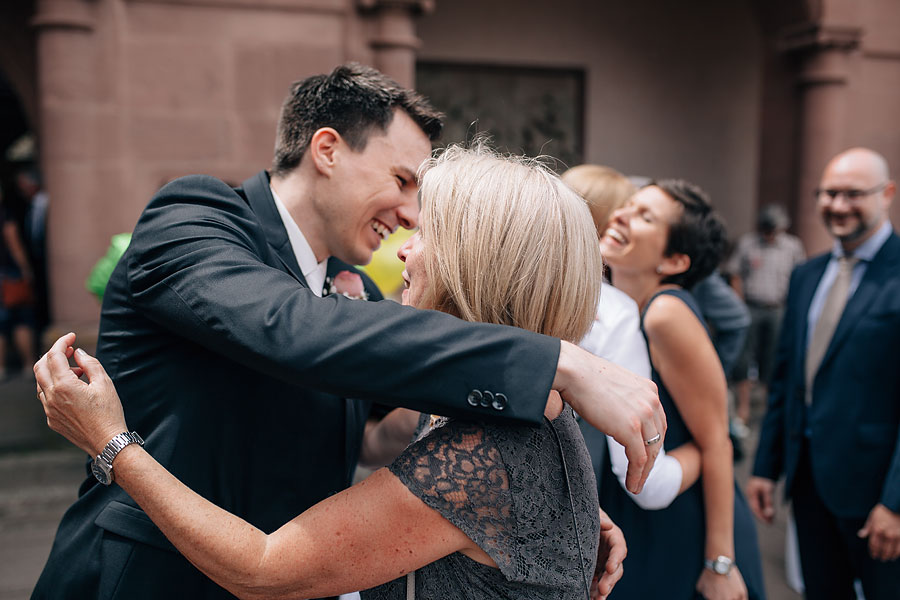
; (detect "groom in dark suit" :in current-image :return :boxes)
[32,64,659,599]
[748,147,900,599]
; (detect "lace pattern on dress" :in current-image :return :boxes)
[388,408,600,590]
[389,418,519,576]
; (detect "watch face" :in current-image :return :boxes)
[713,558,732,574]
[91,459,113,485]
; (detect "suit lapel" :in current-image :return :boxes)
[818,233,900,371]
[241,170,307,286]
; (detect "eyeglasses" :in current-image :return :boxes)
[814,182,888,202]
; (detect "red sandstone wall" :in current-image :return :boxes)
[4,0,898,329]
[38,0,374,329]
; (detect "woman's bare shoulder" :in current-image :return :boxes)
[643,292,702,340]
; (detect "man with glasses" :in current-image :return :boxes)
[747,147,900,599]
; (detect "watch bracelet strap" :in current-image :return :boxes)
[99,431,144,464]
[704,556,734,573]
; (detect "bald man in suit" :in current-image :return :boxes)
[748,148,900,599]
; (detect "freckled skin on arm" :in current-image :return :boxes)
[103,449,496,599]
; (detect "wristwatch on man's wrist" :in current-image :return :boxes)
[91,431,144,486]
[704,555,734,575]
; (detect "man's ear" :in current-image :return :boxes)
[883,180,896,208]
[308,127,341,177]
[659,252,691,277]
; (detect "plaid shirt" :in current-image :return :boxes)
[726,231,806,306]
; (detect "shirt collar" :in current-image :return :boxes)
[270,186,328,295]
[831,220,893,262]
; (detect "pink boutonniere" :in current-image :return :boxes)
[325,270,369,300]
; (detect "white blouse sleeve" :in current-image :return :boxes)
[606,436,683,510]
[580,284,683,509]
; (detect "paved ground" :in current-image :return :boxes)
[0,375,801,599]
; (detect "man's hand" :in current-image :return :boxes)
[591,508,626,599]
[858,503,900,561]
[555,341,665,494]
[34,333,128,456]
[746,476,776,524]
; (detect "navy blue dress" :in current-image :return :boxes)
[599,289,765,599]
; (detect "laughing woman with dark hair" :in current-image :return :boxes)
[598,180,765,600]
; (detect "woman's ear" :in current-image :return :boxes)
[307,127,341,177]
[658,252,690,277]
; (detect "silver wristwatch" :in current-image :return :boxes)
[91,431,144,486]
[704,555,734,575]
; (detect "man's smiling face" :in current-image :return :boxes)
[317,109,432,266]
[817,149,894,251]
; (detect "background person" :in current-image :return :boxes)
[748,147,900,599]
[0,183,36,380]
[36,144,624,599]
[599,180,765,600]
[726,204,805,435]
[14,166,49,339]
[562,164,700,511]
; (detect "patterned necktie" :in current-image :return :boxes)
[805,255,859,402]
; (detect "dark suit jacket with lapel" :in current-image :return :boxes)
[32,171,559,599]
[753,231,900,519]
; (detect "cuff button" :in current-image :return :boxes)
[492,393,508,411]
[467,390,483,407]
[481,391,494,408]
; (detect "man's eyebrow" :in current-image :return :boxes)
[395,165,417,181]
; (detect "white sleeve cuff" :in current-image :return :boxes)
[607,435,682,510]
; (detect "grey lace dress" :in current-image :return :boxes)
[361,406,600,600]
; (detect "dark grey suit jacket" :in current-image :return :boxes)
[32,170,560,599]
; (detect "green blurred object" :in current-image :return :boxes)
[86,233,131,301]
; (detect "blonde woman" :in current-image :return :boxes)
[35,145,623,600]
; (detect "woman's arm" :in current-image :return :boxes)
[113,451,480,599]
[359,408,421,468]
[644,295,747,599]
[35,334,490,600]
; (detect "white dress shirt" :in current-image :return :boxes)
[580,284,684,510]
[270,186,328,296]
[271,187,359,600]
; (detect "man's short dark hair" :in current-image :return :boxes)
[271,63,444,176]
[653,178,727,290]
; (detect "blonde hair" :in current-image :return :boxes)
[417,144,602,343]
[560,164,636,234]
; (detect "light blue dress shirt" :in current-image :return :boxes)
[806,221,893,350]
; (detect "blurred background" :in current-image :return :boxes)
[1,0,899,336]
[1,1,899,598]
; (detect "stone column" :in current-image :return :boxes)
[31,0,102,335]
[781,23,861,254]
[358,0,434,87]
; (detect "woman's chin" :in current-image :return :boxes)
[401,288,410,306]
